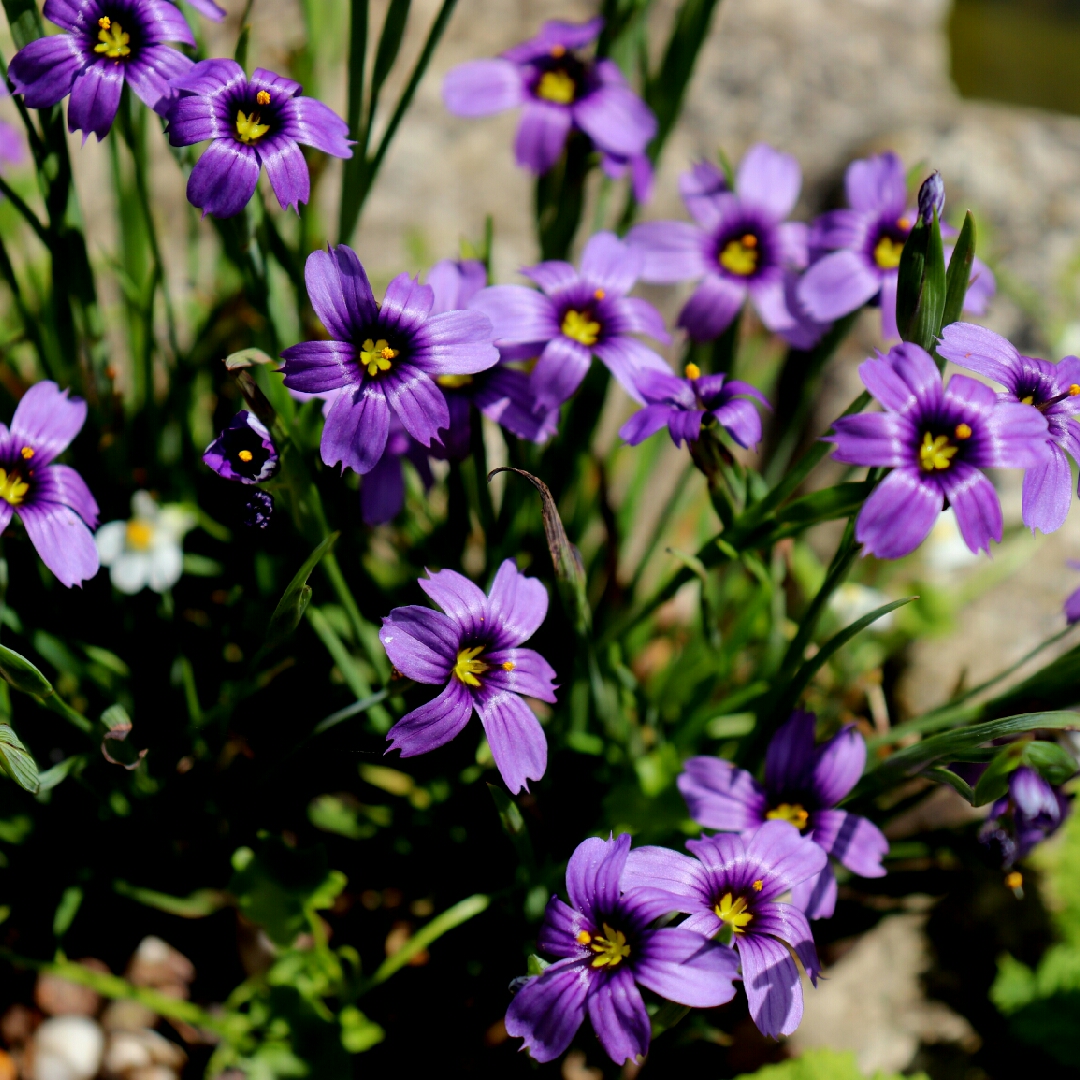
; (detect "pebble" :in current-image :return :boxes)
[31,1016,104,1080]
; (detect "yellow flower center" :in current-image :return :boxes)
[1021,395,1035,406]
[453,645,488,687]
[874,236,905,269]
[236,109,270,144]
[718,234,759,277]
[125,520,154,552]
[685,362,701,380]
[238,449,254,462]
[256,90,271,106]
[360,338,400,377]
[561,309,601,346]
[0,468,29,507]
[582,923,631,969]
[436,374,474,389]
[766,802,810,830]
[714,892,753,934]
[919,431,959,471]
[536,70,576,105]
[95,16,130,59]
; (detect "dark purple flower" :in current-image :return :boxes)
[427,259,559,458]
[0,382,99,587]
[470,231,670,411]
[505,833,738,1064]
[8,0,195,140]
[442,18,656,179]
[242,489,273,529]
[279,245,499,475]
[798,152,994,339]
[827,342,1048,559]
[979,766,1071,868]
[620,364,769,450]
[677,712,888,920]
[628,145,809,343]
[379,560,557,792]
[937,323,1080,535]
[622,821,825,1038]
[166,60,352,217]
[361,416,433,526]
[202,410,278,483]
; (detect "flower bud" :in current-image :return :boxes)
[918,171,945,225]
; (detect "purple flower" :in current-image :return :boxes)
[798,152,995,339]
[427,259,559,458]
[620,364,769,450]
[166,60,352,217]
[827,342,1047,559]
[979,766,1071,868]
[505,833,739,1064]
[442,18,656,180]
[677,712,888,920]
[470,231,670,411]
[1065,560,1080,624]
[361,416,433,526]
[202,410,278,483]
[279,245,499,475]
[937,322,1080,535]
[8,0,195,140]
[242,489,273,529]
[182,0,224,21]
[622,821,825,1038]
[378,560,557,793]
[0,382,99,587]
[628,145,809,343]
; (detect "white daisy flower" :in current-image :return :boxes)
[95,491,195,594]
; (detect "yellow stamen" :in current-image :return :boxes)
[238,449,254,462]
[954,423,972,440]
[235,109,270,144]
[593,288,605,300]
[765,802,810,830]
[561,309,601,347]
[1021,395,1035,406]
[874,236,905,269]
[1006,871,1023,889]
[0,468,29,507]
[19,447,33,460]
[256,90,271,106]
[536,70,576,105]
[752,879,763,891]
[501,661,515,671]
[94,17,131,59]
[360,338,399,377]
[453,645,488,687]
[898,217,911,231]
[1070,384,1080,397]
[714,892,753,934]
[588,923,631,969]
[919,431,959,471]
[718,234,759,277]
[125,520,154,552]
[576,929,592,946]
[685,362,702,380]
[437,373,474,389]
[550,44,566,58]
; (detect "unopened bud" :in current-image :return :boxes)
[918,171,945,225]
